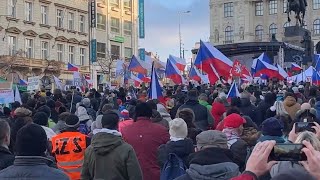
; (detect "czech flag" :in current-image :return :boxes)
[165,58,183,84]
[138,73,151,83]
[241,66,252,83]
[189,66,202,82]
[128,55,148,75]
[19,79,28,86]
[315,54,320,72]
[131,74,144,87]
[67,63,79,71]
[231,59,242,77]
[148,63,164,102]
[168,55,186,71]
[291,63,303,71]
[194,40,233,80]
[312,68,320,85]
[253,59,278,78]
[227,82,240,99]
[276,64,289,80]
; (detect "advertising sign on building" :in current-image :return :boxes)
[139,48,145,61]
[27,76,40,91]
[90,0,97,28]
[139,0,145,38]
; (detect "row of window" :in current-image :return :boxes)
[224,0,320,18]
[8,0,86,33]
[96,13,132,35]
[109,0,132,8]
[221,19,320,42]
[96,42,133,60]
[7,36,87,65]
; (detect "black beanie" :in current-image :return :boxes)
[15,124,48,156]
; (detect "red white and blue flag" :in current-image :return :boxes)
[253,54,278,78]
[148,63,164,102]
[168,55,186,71]
[231,60,242,77]
[165,58,183,84]
[194,40,233,83]
[137,73,151,83]
[276,64,289,80]
[130,74,144,87]
[67,63,79,71]
[189,66,202,82]
[291,63,303,71]
[128,55,148,75]
[227,82,240,99]
[312,68,320,85]
[19,79,28,86]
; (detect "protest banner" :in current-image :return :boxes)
[0,89,14,104]
[27,76,40,91]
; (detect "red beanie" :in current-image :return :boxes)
[223,113,246,128]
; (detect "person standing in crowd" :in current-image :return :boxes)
[176,108,202,144]
[239,92,257,121]
[0,120,14,170]
[75,106,93,135]
[175,130,240,180]
[258,117,285,143]
[256,93,276,126]
[198,93,212,112]
[283,92,301,120]
[81,98,97,121]
[157,118,194,169]
[52,112,71,134]
[222,113,248,170]
[51,114,91,180]
[33,112,56,140]
[0,124,69,180]
[170,96,185,119]
[81,112,142,180]
[118,109,134,133]
[121,102,169,180]
[179,89,213,131]
[211,97,227,129]
[37,105,56,128]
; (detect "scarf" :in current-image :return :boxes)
[222,128,240,148]
[93,128,122,136]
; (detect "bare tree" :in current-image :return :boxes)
[97,49,118,81]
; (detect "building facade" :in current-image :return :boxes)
[92,0,138,87]
[0,0,90,88]
[210,0,320,46]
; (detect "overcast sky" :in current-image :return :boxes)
[139,0,210,62]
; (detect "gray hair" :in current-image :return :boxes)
[295,131,320,151]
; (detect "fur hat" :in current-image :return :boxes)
[169,118,188,139]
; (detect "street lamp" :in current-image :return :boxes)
[179,11,191,58]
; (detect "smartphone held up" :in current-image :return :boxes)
[269,144,307,161]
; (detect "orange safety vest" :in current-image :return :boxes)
[52,132,87,180]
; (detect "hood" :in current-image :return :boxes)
[165,139,194,157]
[91,132,123,155]
[185,100,199,105]
[241,98,251,107]
[199,100,209,107]
[284,96,297,107]
[212,102,226,116]
[187,163,240,180]
[189,147,234,166]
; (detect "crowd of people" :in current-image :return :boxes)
[1,83,320,180]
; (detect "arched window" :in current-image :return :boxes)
[225,26,233,43]
[255,25,263,41]
[269,23,277,37]
[314,19,320,34]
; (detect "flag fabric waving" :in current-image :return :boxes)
[137,73,151,83]
[315,54,320,72]
[14,86,22,104]
[19,79,28,86]
[128,55,148,74]
[53,75,63,90]
[165,58,183,84]
[277,64,289,80]
[291,63,303,71]
[67,63,79,71]
[194,40,233,80]
[168,55,186,71]
[148,63,164,102]
[231,60,242,77]
[189,66,202,82]
[253,59,278,78]
[227,82,240,99]
[130,74,144,87]
[312,68,320,85]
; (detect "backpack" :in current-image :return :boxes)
[79,122,90,135]
[160,153,186,180]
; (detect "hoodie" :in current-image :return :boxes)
[283,96,301,120]
[81,131,142,180]
[211,102,226,129]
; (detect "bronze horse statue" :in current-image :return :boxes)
[286,0,307,27]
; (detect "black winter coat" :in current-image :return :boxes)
[0,146,14,170]
[239,98,257,121]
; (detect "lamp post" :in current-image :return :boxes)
[179,11,191,58]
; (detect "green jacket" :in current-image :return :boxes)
[199,100,212,111]
[81,132,143,180]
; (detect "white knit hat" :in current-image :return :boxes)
[76,106,91,122]
[169,118,188,139]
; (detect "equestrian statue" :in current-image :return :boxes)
[286,0,307,27]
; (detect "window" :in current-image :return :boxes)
[25,1,33,21]
[79,15,85,33]
[225,26,233,43]
[124,0,132,8]
[314,19,320,35]
[41,41,49,60]
[97,13,106,30]
[269,23,277,37]
[25,38,33,58]
[110,0,119,7]
[97,42,106,58]
[69,46,75,64]
[41,5,48,25]
[124,47,132,58]
[283,0,288,13]
[284,22,291,28]
[111,17,120,33]
[57,44,64,62]
[8,36,16,56]
[68,12,75,30]
[80,48,86,65]
[57,9,64,28]
[314,0,320,9]
[255,2,263,16]
[269,0,277,15]
[111,45,120,60]
[224,2,233,17]
[255,25,264,41]
[8,0,16,18]
[124,21,132,35]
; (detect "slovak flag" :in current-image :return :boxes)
[231,60,242,77]
[137,73,151,83]
[128,55,148,75]
[168,55,186,71]
[148,63,164,102]
[165,58,183,84]
[19,79,28,86]
[131,74,144,87]
[194,40,233,82]
[189,66,202,82]
[291,63,303,71]
[67,63,79,71]
[227,82,240,99]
